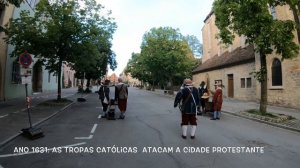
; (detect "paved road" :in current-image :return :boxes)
[0,87,300,168]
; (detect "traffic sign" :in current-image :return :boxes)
[19,52,32,68]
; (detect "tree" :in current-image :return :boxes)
[0,0,23,8]
[70,0,117,90]
[139,27,197,89]
[125,52,151,85]
[213,0,299,114]
[268,0,300,42]
[3,0,116,100]
[184,35,203,57]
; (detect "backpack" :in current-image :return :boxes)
[118,84,128,99]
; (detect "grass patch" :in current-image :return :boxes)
[245,109,278,118]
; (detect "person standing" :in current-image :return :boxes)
[115,78,128,119]
[198,81,208,115]
[211,83,223,120]
[174,79,200,139]
[98,80,110,118]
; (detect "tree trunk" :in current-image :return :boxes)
[259,52,268,114]
[57,59,62,101]
[86,78,91,88]
[291,6,300,43]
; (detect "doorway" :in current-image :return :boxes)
[228,74,234,98]
[32,61,43,92]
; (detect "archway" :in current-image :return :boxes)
[32,61,43,92]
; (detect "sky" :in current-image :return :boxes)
[96,0,214,76]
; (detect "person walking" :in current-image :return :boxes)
[174,79,200,139]
[98,80,110,118]
[211,83,223,120]
[115,78,128,119]
[198,81,208,115]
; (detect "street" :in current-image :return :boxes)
[0,87,300,168]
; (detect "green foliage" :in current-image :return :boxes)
[250,66,267,82]
[3,0,117,100]
[126,27,197,88]
[213,0,300,113]
[0,0,23,9]
[213,0,299,59]
[184,35,203,57]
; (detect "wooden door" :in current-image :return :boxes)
[228,74,234,98]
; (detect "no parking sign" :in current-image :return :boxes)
[19,51,32,68]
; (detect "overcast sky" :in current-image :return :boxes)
[96,0,214,76]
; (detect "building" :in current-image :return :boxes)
[193,5,300,109]
[62,64,77,88]
[0,1,58,101]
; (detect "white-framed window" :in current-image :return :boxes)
[241,77,252,88]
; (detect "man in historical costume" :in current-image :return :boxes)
[115,78,128,119]
[211,83,223,120]
[174,79,200,139]
[98,80,110,118]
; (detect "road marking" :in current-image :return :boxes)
[98,114,102,119]
[90,124,98,134]
[0,114,8,118]
[0,164,4,168]
[0,142,86,158]
[74,135,93,140]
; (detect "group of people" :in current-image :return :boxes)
[97,77,223,140]
[174,78,223,139]
[98,78,129,119]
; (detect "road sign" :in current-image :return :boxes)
[21,68,32,76]
[19,52,32,68]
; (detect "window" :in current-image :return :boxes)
[246,78,252,88]
[241,78,252,88]
[241,78,245,88]
[12,61,21,84]
[272,58,282,86]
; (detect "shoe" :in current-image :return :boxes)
[181,135,187,139]
[118,115,125,119]
[210,118,216,120]
[191,136,195,139]
[216,117,220,120]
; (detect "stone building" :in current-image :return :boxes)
[62,64,77,88]
[193,5,300,109]
[0,1,58,101]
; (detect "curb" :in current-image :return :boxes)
[0,95,84,149]
[145,88,300,133]
[222,111,300,133]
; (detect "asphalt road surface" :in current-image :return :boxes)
[0,87,300,168]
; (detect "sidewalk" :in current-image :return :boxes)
[152,89,300,132]
[0,88,87,148]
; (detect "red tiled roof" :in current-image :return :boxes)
[192,45,255,74]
